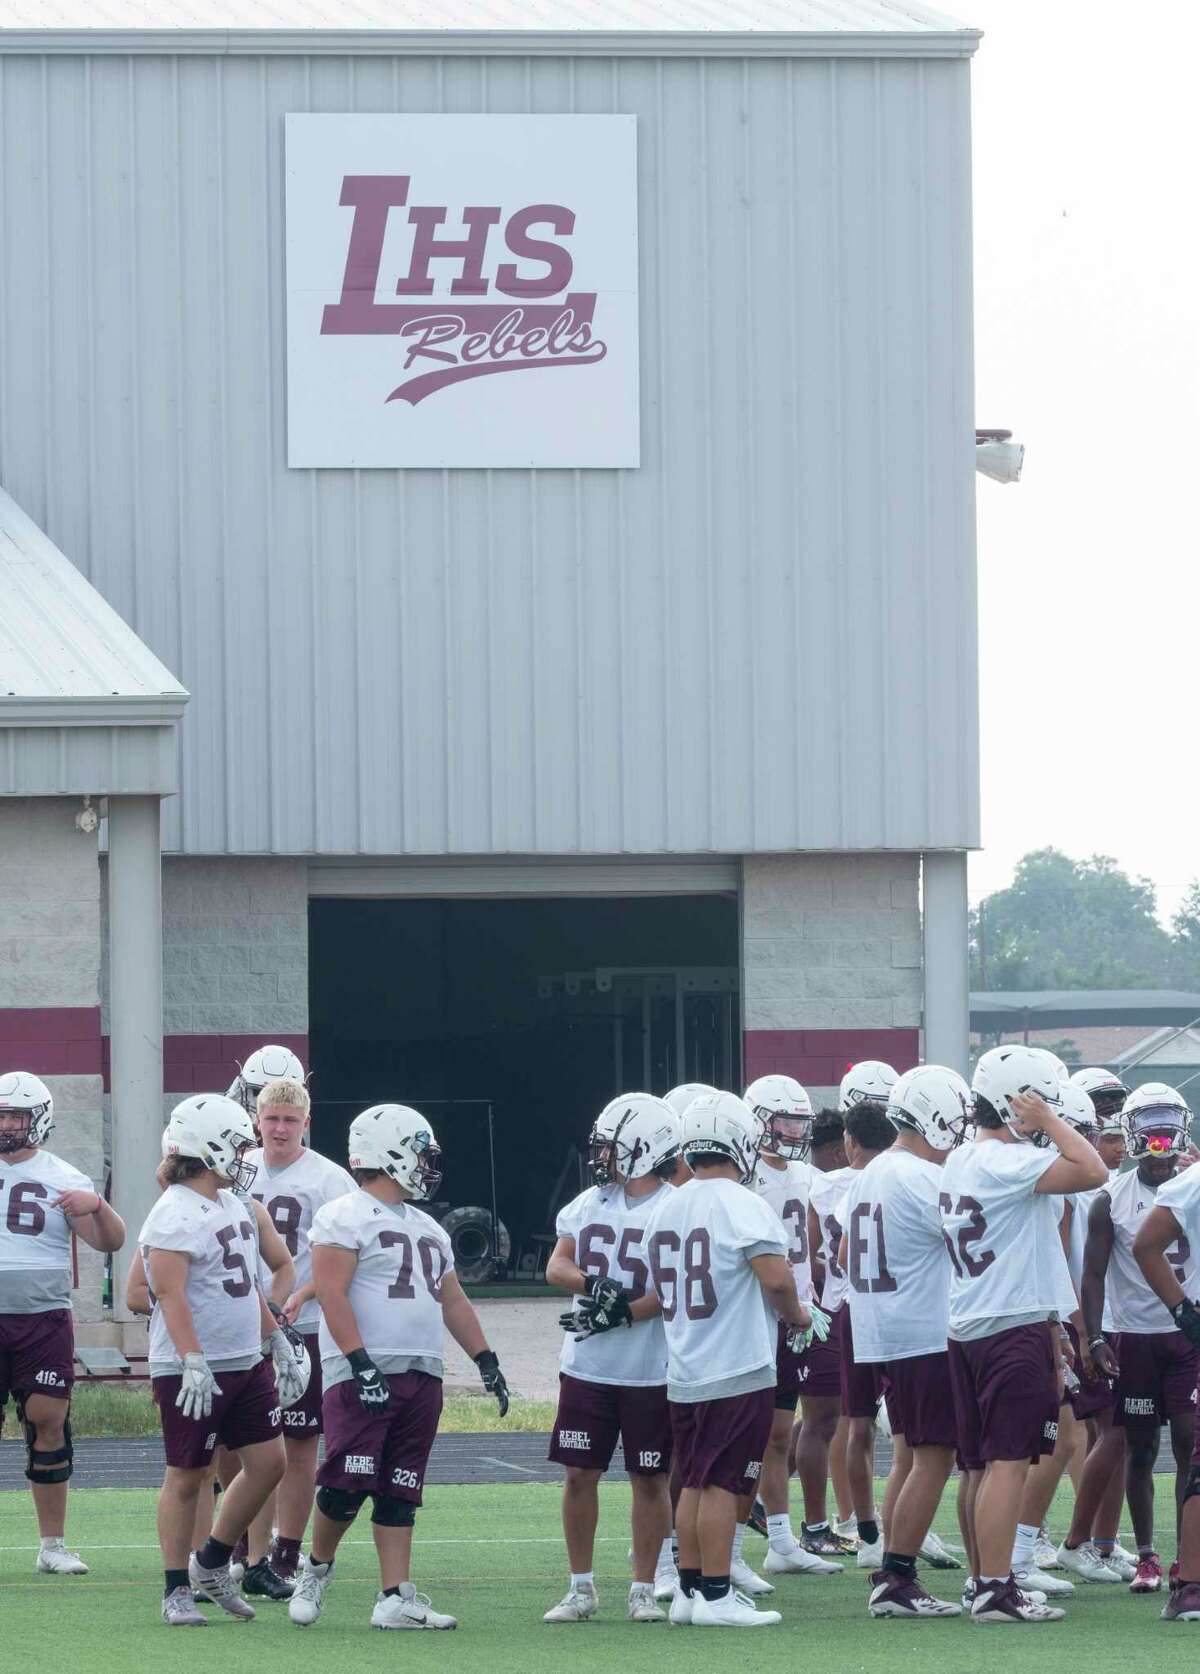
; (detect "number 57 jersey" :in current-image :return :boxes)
[139,1184,264,1373]
[556,1182,670,1386]
[843,1148,950,1363]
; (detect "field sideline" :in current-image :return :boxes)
[3,1480,1199,1671]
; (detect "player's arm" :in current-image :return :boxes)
[1133,1205,1200,1355]
[57,1187,126,1252]
[1080,1191,1117,1377]
[441,1270,510,1416]
[750,1252,811,1330]
[311,1243,365,1355]
[147,1247,202,1357]
[281,1280,317,1326]
[807,1204,826,1292]
[124,1246,152,1316]
[251,1197,296,1308]
[1015,1095,1107,1193]
[545,1233,586,1295]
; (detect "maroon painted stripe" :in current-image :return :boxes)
[99,1033,310,1094]
[0,1008,103,1075]
[742,1027,919,1088]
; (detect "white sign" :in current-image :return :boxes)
[285,114,640,469]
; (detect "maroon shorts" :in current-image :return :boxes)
[318,1370,442,1504]
[795,1304,843,1402]
[669,1387,774,1497]
[949,1323,1059,1471]
[774,1324,806,1412]
[153,1358,282,1469]
[840,1309,883,1419]
[1065,1323,1115,1422]
[281,1340,324,1436]
[548,1374,672,1475]
[0,1309,75,1411]
[1114,1330,1198,1428]
[879,1352,957,1449]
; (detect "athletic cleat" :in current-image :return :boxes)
[730,1557,775,1595]
[669,1586,694,1626]
[36,1541,88,1575]
[629,1583,667,1622]
[868,1570,962,1618]
[162,1585,207,1626]
[1056,1542,1120,1584]
[919,1530,963,1569]
[1013,1565,1073,1597]
[241,1558,296,1600]
[1170,1561,1182,1591]
[763,1541,842,1576]
[1100,1546,1137,1581]
[288,1555,332,1625]
[837,1514,859,1540]
[654,1559,680,1601]
[370,1584,457,1629]
[229,1561,245,1585]
[691,1588,782,1627]
[961,1579,976,1610]
[971,1578,1065,1623]
[1032,1531,1060,1569]
[543,1586,599,1623]
[1161,1582,1200,1622]
[801,1523,857,1557]
[747,1499,769,1538]
[856,1536,884,1569]
[189,1554,255,1619]
[1131,1554,1164,1594]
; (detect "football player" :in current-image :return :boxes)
[228,1045,307,1125]
[843,1065,970,1618]
[0,1070,126,1576]
[543,1093,681,1624]
[941,1046,1106,1623]
[289,1104,509,1632]
[239,1078,354,1593]
[141,1094,307,1625]
[1073,1068,1130,1177]
[647,1092,812,1627]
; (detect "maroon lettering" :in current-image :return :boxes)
[1167,1232,1192,1286]
[848,1202,899,1295]
[496,204,574,297]
[255,1193,303,1257]
[781,1198,809,1267]
[4,1180,48,1237]
[321,175,411,335]
[938,1192,995,1279]
[395,205,502,297]
[649,1230,682,1321]
[216,1224,252,1298]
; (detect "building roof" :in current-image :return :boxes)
[1113,1026,1200,1071]
[0,487,188,727]
[0,0,980,56]
[971,990,1200,1032]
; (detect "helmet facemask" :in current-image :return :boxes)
[756,1109,813,1162]
[0,1099,53,1154]
[385,1129,443,1201]
[1125,1108,1189,1161]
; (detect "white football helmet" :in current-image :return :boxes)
[663,1082,720,1121]
[1058,1082,1099,1137]
[838,1061,898,1112]
[277,1331,312,1409]
[165,1094,259,1192]
[886,1065,972,1153]
[589,1093,680,1185]
[1033,1048,1072,1084]
[0,1070,55,1153]
[1122,1082,1192,1159]
[971,1044,1064,1146]
[348,1104,443,1201]
[745,1074,814,1161]
[1070,1066,1129,1130]
[680,1091,760,1183]
[228,1044,306,1115]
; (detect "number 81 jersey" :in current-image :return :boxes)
[556,1182,670,1387]
[139,1184,264,1372]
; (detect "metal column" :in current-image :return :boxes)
[922,851,970,1076]
[107,796,164,1318]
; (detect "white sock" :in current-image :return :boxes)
[40,1536,65,1550]
[1011,1522,1038,1571]
[570,1571,595,1591]
[732,1522,747,1562]
[658,1537,676,1570]
[766,1513,795,1552]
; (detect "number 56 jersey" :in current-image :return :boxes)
[139,1185,263,1374]
[556,1182,670,1387]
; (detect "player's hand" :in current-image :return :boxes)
[55,1189,103,1219]
[1058,1326,1075,1370]
[177,1352,221,1420]
[581,1286,634,1335]
[584,1275,626,1311]
[1180,1142,1200,1172]
[1172,1298,1200,1351]
[785,1302,819,1355]
[475,1349,510,1418]
[347,1348,391,1412]
[1090,1336,1119,1380]
[281,1292,305,1327]
[265,1327,308,1408]
[1009,1091,1055,1135]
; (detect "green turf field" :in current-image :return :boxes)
[2,1480,1197,1670]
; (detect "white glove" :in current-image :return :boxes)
[786,1303,833,1355]
[265,1328,308,1409]
[807,1303,833,1343]
[176,1351,221,1420]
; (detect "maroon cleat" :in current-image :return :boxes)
[1161,1582,1200,1622]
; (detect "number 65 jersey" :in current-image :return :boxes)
[556,1181,670,1387]
[139,1184,264,1374]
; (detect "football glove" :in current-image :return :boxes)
[574,1287,635,1339]
[176,1351,222,1421]
[264,1326,309,1409]
[1172,1296,1200,1351]
[347,1347,391,1412]
[786,1303,832,1355]
[475,1349,510,1418]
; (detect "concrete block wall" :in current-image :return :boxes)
[742,854,922,1104]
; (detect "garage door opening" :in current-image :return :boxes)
[308,893,739,1274]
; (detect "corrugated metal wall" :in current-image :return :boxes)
[0,50,978,857]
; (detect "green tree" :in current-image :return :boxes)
[971,848,1175,991]
[1171,880,1200,988]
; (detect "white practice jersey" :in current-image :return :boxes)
[939,1140,1072,1340]
[311,1189,454,1387]
[753,1158,813,1304]
[843,1148,949,1362]
[1103,1166,1188,1335]
[809,1165,853,1312]
[556,1181,670,1387]
[0,1150,94,1314]
[247,1146,354,1332]
[1065,1187,1105,1294]
[1155,1163,1200,1301]
[140,1185,264,1373]
[645,1176,786,1401]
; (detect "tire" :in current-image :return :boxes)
[438,1206,511,1284]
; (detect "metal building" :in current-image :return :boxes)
[0,0,980,1324]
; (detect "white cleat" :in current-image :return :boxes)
[763,1541,842,1576]
[730,1557,775,1595]
[229,1561,246,1585]
[919,1530,963,1570]
[1056,1542,1121,1584]
[543,1586,599,1623]
[691,1588,781,1627]
[1032,1532,1060,1569]
[856,1536,884,1570]
[161,1585,207,1626]
[288,1555,332,1626]
[36,1541,88,1575]
[629,1583,667,1622]
[371,1584,457,1629]
[669,1586,694,1626]
[1102,1545,1137,1581]
[1012,1565,1073,1597]
[837,1514,859,1540]
[654,1561,680,1601]
[188,1555,255,1619]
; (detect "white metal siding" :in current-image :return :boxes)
[0,50,978,857]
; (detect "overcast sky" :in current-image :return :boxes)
[967,0,1199,921]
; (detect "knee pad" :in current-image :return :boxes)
[315,1484,367,1523]
[1184,1465,1200,1506]
[370,1494,416,1528]
[25,1413,73,1485]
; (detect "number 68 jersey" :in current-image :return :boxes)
[139,1184,264,1374]
[556,1182,670,1387]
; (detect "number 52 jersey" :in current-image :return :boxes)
[556,1181,670,1387]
